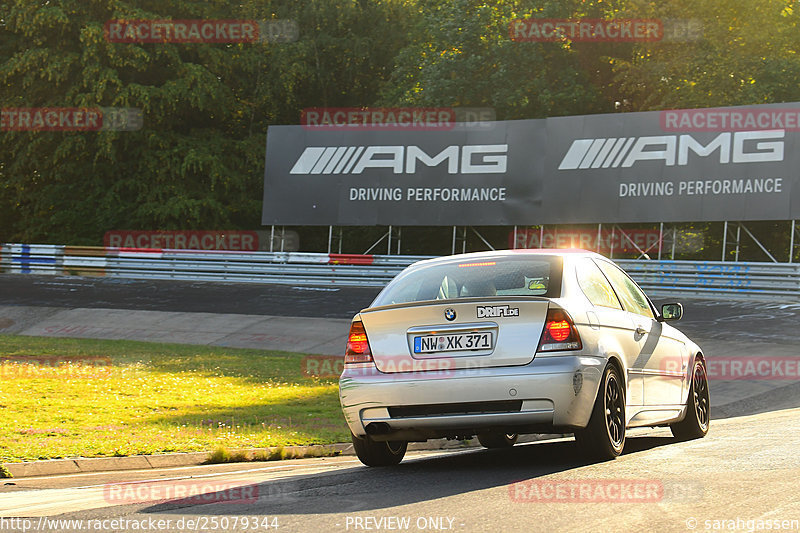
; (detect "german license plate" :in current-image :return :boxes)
[413,332,493,354]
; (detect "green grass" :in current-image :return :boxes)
[0,335,349,462]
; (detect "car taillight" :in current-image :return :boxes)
[538,307,582,352]
[345,321,373,363]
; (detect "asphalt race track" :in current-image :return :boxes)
[1,274,800,532]
[2,410,799,532]
[3,273,800,332]
[0,274,381,318]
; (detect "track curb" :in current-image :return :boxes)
[1,439,482,479]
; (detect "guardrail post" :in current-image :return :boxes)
[721,221,742,261]
[270,226,275,252]
[396,227,402,254]
[610,226,616,258]
[596,223,602,253]
[671,227,676,260]
[722,221,727,261]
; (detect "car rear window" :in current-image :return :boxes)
[372,256,563,306]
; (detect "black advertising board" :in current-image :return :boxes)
[262,103,800,225]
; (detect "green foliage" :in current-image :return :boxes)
[379,0,605,118]
[613,0,800,110]
[0,0,413,243]
[3,1,800,245]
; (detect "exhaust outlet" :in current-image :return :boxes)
[365,422,392,435]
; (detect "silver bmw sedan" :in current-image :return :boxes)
[339,249,710,466]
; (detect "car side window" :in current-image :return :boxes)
[594,259,654,319]
[576,258,622,310]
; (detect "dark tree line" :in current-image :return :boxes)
[2,0,799,256]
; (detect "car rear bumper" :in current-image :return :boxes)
[339,354,605,440]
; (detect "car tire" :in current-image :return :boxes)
[351,432,407,467]
[575,363,626,460]
[477,432,518,449]
[670,358,710,440]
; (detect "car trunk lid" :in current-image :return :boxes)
[359,297,550,373]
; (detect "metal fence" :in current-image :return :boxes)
[0,244,418,287]
[617,260,800,300]
[2,244,799,299]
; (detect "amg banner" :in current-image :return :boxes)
[261,103,800,225]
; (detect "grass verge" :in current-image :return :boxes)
[0,334,348,463]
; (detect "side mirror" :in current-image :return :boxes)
[660,303,683,321]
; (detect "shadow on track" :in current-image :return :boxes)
[140,434,681,516]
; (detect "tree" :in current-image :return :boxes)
[0,0,414,244]
[612,0,800,110]
[378,0,610,119]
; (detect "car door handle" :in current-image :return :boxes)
[635,326,647,336]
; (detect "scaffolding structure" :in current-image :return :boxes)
[266,221,800,262]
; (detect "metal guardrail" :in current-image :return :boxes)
[617,259,800,300]
[0,244,421,287]
[2,244,799,299]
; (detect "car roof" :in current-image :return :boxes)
[409,248,606,269]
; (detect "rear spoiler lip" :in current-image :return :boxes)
[359,296,552,315]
